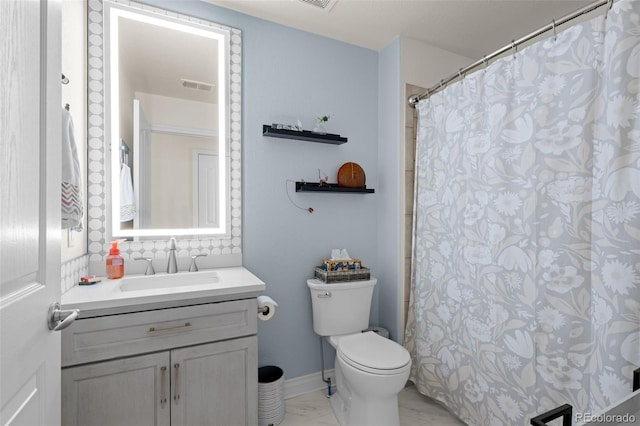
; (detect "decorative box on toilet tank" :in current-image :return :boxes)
[314,258,371,283]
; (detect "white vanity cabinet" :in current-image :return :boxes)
[61,298,258,426]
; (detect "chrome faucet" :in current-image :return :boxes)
[167,237,178,274]
[189,254,207,272]
[134,257,156,275]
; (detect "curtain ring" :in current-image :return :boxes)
[483,55,488,69]
[511,40,517,59]
[458,68,464,84]
[606,0,613,19]
[439,79,445,93]
[552,19,557,41]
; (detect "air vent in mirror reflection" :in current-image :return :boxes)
[180,78,214,92]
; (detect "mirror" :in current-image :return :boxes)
[104,0,240,238]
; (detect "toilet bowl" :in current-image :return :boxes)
[307,277,411,426]
[328,332,411,426]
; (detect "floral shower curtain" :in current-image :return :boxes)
[404,1,640,424]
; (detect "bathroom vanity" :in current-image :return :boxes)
[60,267,265,426]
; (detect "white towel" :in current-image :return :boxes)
[61,108,83,231]
[120,163,136,222]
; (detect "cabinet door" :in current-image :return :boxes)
[171,336,257,426]
[62,352,170,426]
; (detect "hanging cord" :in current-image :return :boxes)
[319,336,333,397]
[285,180,314,213]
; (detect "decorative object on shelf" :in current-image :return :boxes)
[272,122,302,132]
[314,113,333,134]
[337,162,366,188]
[262,125,347,145]
[295,181,374,193]
[318,169,329,186]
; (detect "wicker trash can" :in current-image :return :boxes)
[258,366,285,426]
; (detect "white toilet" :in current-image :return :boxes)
[307,278,411,426]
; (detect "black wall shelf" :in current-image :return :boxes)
[263,125,347,145]
[296,182,375,194]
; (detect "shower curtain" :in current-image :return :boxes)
[404,1,640,424]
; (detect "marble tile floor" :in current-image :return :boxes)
[279,384,466,426]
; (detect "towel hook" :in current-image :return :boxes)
[552,19,557,41]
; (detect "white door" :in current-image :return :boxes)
[133,99,152,229]
[194,153,219,228]
[0,1,64,425]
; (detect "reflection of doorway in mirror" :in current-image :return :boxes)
[149,133,215,229]
[193,151,219,228]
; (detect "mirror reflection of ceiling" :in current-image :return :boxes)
[119,17,219,104]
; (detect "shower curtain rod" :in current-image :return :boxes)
[408,0,612,107]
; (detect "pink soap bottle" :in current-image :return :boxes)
[106,240,124,279]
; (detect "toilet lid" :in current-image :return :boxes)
[338,332,410,372]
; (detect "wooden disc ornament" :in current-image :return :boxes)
[337,162,366,188]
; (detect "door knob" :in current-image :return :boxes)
[47,302,79,331]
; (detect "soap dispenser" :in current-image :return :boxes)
[106,239,125,279]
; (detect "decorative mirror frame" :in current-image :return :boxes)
[86,0,242,263]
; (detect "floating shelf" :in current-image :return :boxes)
[263,125,347,145]
[295,182,375,194]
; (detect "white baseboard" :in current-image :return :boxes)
[284,369,335,400]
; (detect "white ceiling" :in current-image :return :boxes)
[203,0,595,59]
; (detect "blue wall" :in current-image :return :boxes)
[376,38,403,341]
[148,1,382,380]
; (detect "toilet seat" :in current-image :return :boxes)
[337,332,410,375]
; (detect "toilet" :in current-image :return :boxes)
[307,278,411,426]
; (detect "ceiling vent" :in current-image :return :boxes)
[181,78,215,92]
[297,0,338,12]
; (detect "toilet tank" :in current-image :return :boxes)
[307,278,376,336]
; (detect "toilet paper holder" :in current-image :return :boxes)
[257,295,278,321]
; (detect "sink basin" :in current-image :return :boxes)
[119,270,219,292]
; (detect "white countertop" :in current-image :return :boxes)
[62,266,265,317]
